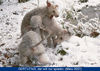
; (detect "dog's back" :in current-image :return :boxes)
[21,7,47,36]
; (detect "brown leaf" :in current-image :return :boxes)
[4,53,10,59]
[0,43,5,47]
[5,48,10,51]
[2,61,5,64]
[23,7,27,9]
[90,32,99,38]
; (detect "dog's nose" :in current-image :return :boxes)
[56,15,59,17]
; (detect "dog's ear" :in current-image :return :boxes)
[47,0,51,7]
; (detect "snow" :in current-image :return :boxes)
[0,0,100,67]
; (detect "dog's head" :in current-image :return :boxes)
[54,29,71,47]
[46,0,59,19]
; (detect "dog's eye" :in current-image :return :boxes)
[53,10,55,13]
[60,37,63,40]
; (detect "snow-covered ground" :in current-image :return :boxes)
[0,0,100,67]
